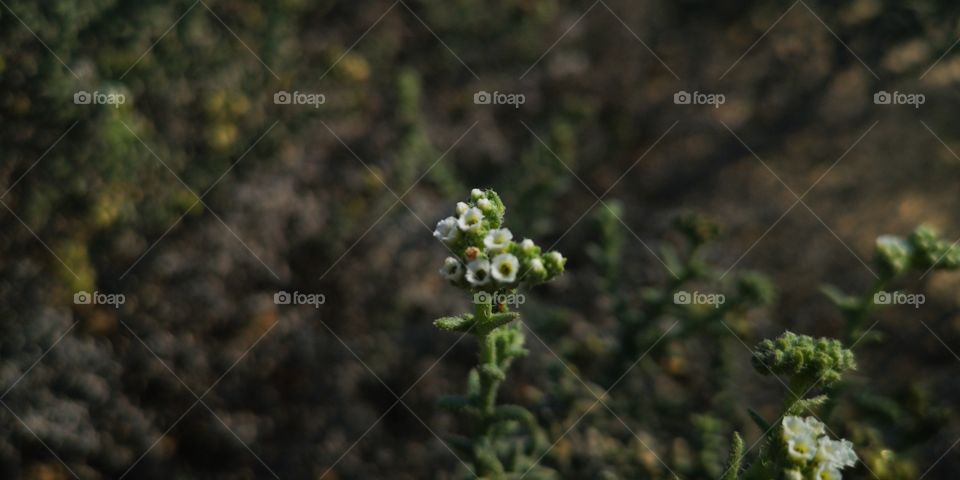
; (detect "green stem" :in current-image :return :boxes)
[844,276,888,344]
[473,297,506,477]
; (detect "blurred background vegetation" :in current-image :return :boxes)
[2,0,960,478]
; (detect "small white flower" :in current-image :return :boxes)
[786,434,817,462]
[477,198,492,211]
[434,216,459,243]
[458,207,484,232]
[439,257,464,281]
[471,188,484,200]
[491,253,519,283]
[456,202,469,215]
[466,259,491,286]
[484,228,513,252]
[814,463,843,480]
[815,437,857,469]
[782,416,825,442]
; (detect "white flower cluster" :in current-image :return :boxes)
[781,416,857,480]
[434,188,565,291]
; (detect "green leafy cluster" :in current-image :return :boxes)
[875,225,960,276]
[727,335,859,480]
[751,331,856,387]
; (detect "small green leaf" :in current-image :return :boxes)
[434,314,475,332]
[747,408,771,432]
[721,431,743,480]
[819,284,860,312]
[786,394,828,416]
[480,312,519,332]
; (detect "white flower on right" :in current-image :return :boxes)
[434,216,459,243]
[491,253,519,283]
[484,228,513,252]
[458,207,484,232]
[815,437,857,469]
[466,258,492,286]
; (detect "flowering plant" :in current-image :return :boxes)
[433,188,565,478]
[723,332,859,480]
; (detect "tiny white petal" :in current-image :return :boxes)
[471,188,484,199]
[456,202,469,215]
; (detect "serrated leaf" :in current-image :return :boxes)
[787,394,828,416]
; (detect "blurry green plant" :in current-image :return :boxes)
[723,332,859,480]
[821,224,960,343]
[816,225,960,478]
[433,188,565,479]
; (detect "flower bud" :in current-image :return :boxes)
[543,251,566,277]
[875,235,912,276]
[752,331,855,387]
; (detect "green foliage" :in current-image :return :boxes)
[751,331,856,389]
